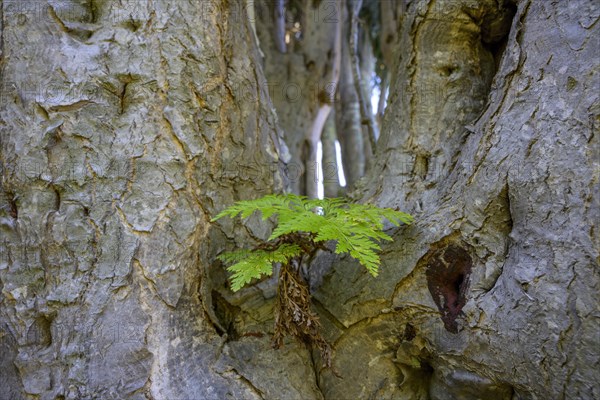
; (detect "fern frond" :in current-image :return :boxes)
[212,194,415,365]
[219,244,302,291]
[269,210,326,240]
[213,194,414,290]
[217,249,253,264]
[314,222,381,276]
[211,194,305,222]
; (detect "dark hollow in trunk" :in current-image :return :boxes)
[425,245,473,333]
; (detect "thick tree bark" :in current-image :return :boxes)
[1,0,598,399]
[0,1,321,399]
[313,0,599,399]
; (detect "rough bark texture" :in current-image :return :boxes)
[1,0,598,399]
[0,1,322,399]
[313,0,600,398]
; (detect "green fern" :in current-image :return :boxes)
[217,244,303,291]
[212,194,413,291]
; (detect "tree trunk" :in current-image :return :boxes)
[336,5,365,190]
[255,0,341,196]
[314,0,599,398]
[321,111,341,198]
[348,0,376,161]
[1,0,598,399]
[0,1,321,399]
[379,0,401,73]
[358,23,378,143]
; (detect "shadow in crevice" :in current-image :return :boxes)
[211,290,241,338]
[481,2,518,73]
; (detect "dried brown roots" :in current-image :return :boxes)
[273,260,332,368]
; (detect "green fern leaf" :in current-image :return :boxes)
[213,194,413,290]
[220,244,302,291]
[269,210,325,240]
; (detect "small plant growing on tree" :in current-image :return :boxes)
[212,194,413,366]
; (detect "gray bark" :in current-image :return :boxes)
[255,0,341,196]
[359,22,379,159]
[273,0,286,54]
[1,0,598,399]
[314,0,600,398]
[348,0,376,156]
[321,111,341,198]
[0,1,320,399]
[379,0,401,73]
[336,6,365,190]
[376,69,388,129]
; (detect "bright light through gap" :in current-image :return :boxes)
[316,141,347,199]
